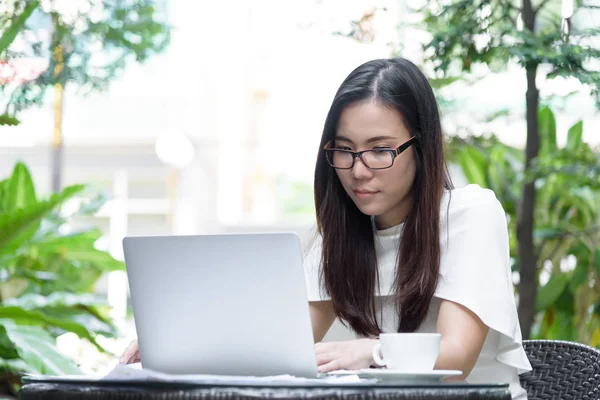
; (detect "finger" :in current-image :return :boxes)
[119,349,134,364]
[316,352,335,366]
[126,352,140,364]
[121,352,135,365]
[315,342,335,354]
[119,342,138,364]
[318,360,342,373]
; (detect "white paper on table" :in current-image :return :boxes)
[25,363,376,387]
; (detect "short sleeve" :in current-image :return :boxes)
[435,185,532,374]
[303,235,331,301]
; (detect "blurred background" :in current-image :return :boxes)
[1,0,599,394]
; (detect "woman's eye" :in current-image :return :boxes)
[338,147,352,151]
[373,147,392,151]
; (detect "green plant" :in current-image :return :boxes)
[0,0,170,122]
[450,106,600,347]
[1,0,170,191]
[0,162,124,393]
[419,0,600,339]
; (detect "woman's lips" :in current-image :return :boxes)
[353,189,379,199]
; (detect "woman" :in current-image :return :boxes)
[306,57,531,399]
[121,57,531,399]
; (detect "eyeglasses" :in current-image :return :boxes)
[323,136,416,170]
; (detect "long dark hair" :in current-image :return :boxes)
[314,57,453,336]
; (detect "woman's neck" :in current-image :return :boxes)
[374,194,413,229]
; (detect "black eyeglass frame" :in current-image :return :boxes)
[323,136,417,170]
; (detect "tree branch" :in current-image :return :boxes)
[537,224,600,265]
[506,13,517,28]
[546,237,566,265]
[504,3,520,28]
[556,225,600,240]
[535,238,548,262]
[535,0,554,13]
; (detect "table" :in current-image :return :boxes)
[20,381,511,400]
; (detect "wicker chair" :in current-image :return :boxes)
[520,339,600,400]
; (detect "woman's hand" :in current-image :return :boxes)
[119,340,140,364]
[315,338,378,373]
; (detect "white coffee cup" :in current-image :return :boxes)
[372,333,441,371]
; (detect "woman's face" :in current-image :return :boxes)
[334,100,417,229]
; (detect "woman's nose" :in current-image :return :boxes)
[350,155,373,179]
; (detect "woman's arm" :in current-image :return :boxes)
[435,299,489,379]
[311,298,489,375]
[309,300,336,342]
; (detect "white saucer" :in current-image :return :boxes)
[329,369,462,383]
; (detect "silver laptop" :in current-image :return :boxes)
[122,232,318,377]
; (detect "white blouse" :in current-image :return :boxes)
[303,184,532,400]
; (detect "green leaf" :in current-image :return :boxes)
[0,114,20,126]
[0,185,85,253]
[428,76,462,89]
[66,248,124,271]
[533,228,563,239]
[458,146,489,187]
[0,179,7,212]
[536,272,570,312]
[484,108,510,122]
[564,188,597,226]
[3,1,170,121]
[1,162,37,213]
[4,292,107,310]
[35,260,104,295]
[41,308,116,337]
[1,322,82,375]
[0,357,32,374]
[539,106,557,157]
[0,1,40,56]
[554,285,575,314]
[36,230,124,272]
[566,121,583,151]
[0,306,101,349]
[594,249,600,278]
[569,261,589,292]
[594,299,600,319]
[4,292,116,335]
[72,193,108,217]
[487,145,506,194]
[0,326,19,360]
[546,309,578,341]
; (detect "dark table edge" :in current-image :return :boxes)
[20,379,510,390]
